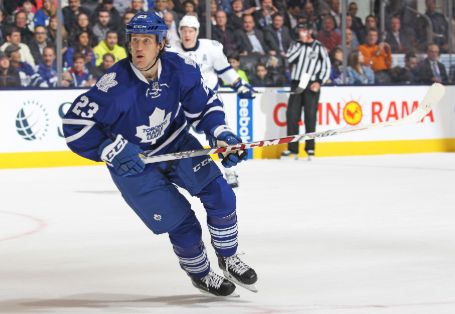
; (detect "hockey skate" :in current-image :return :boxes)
[224,170,239,188]
[280,150,298,160]
[306,150,314,161]
[218,254,258,293]
[191,270,238,297]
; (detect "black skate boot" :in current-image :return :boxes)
[218,254,258,292]
[191,270,237,297]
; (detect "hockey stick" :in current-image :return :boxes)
[141,83,445,164]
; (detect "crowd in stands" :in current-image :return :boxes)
[0,0,454,88]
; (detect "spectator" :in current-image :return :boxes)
[264,13,292,57]
[163,11,179,47]
[154,0,171,18]
[93,30,126,66]
[284,1,300,30]
[47,15,68,54]
[64,31,95,68]
[92,8,112,44]
[226,53,249,83]
[235,14,269,56]
[181,0,197,18]
[385,15,415,53]
[328,46,345,84]
[36,46,58,87]
[364,14,377,32]
[348,1,364,43]
[0,10,6,44]
[29,25,53,65]
[346,50,374,85]
[345,28,358,52]
[250,63,274,86]
[0,27,36,67]
[19,0,36,31]
[69,12,96,47]
[117,10,135,47]
[329,0,340,28]
[423,0,448,52]
[0,50,21,87]
[358,28,392,83]
[62,0,92,33]
[416,43,448,84]
[212,10,238,55]
[227,0,244,30]
[253,0,278,30]
[91,51,115,79]
[92,0,121,28]
[14,10,34,45]
[302,1,318,27]
[345,14,359,48]
[34,0,55,27]
[317,15,341,52]
[390,51,418,84]
[5,44,46,87]
[129,0,145,13]
[62,53,95,87]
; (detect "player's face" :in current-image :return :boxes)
[130,34,162,71]
[180,27,197,49]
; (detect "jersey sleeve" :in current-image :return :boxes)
[62,86,121,162]
[211,40,240,85]
[317,44,331,83]
[178,56,227,136]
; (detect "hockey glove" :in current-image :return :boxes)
[99,134,145,177]
[210,126,248,168]
[232,79,257,99]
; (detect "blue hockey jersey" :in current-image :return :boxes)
[63,51,226,163]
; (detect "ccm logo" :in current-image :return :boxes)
[193,157,212,172]
[105,137,127,162]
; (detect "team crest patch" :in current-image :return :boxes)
[96,73,118,92]
[136,108,172,144]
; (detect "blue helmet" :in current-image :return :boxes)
[126,11,168,43]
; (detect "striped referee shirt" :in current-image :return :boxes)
[286,40,331,88]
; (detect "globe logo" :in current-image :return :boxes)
[16,100,49,141]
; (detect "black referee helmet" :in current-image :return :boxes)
[296,22,317,39]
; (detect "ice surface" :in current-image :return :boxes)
[1,153,455,313]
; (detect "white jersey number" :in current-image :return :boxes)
[72,95,99,118]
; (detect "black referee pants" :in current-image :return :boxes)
[286,82,320,154]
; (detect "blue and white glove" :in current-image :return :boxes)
[232,79,257,99]
[98,134,145,177]
[210,126,248,168]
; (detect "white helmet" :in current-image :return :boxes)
[179,15,200,36]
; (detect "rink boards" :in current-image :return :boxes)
[1,85,454,168]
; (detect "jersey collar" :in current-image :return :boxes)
[181,39,200,52]
[130,59,162,84]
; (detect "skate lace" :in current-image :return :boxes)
[202,271,224,289]
[225,254,250,275]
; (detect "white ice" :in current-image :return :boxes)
[1,153,455,314]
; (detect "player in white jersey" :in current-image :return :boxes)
[169,15,256,188]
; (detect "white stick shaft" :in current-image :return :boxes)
[142,84,445,164]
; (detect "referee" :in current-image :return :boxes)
[283,22,331,160]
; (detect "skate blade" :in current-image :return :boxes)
[280,154,299,161]
[223,271,258,293]
[196,288,240,298]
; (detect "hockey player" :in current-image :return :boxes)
[62,11,257,297]
[169,14,256,188]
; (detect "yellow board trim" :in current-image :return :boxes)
[254,138,455,159]
[1,138,454,169]
[0,151,102,169]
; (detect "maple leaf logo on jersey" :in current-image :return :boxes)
[135,108,172,144]
[96,73,118,92]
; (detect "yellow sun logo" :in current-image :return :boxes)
[343,101,363,125]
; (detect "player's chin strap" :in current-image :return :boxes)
[142,47,164,72]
